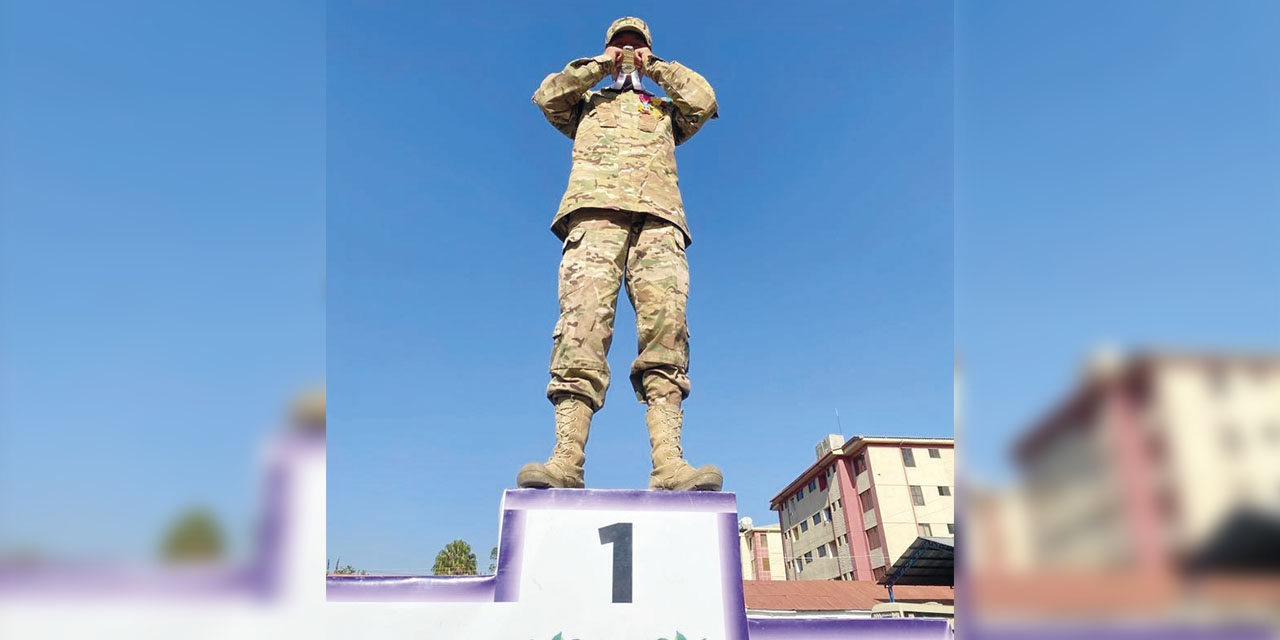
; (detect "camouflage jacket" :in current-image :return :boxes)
[533,54,718,246]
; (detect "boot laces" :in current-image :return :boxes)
[551,401,581,460]
[654,405,684,458]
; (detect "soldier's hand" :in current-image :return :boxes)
[604,46,624,76]
[635,47,653,76]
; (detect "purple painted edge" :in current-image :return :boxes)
[0,564,258,601]
[966,624,1274,640]
[719,512,751,640]
[746,616,951,639]
[502,488,737,513]
[326,574,496,602]
[492,509,525,603]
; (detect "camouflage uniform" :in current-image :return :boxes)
[533,45,718,410]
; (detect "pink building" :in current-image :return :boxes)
[769,435,955,582]
[1013,350,1280,572]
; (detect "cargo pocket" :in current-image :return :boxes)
[638,115,658,132]
[549,318,566,370]
[562,225,586,254]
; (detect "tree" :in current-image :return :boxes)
[160,508,225,564]
[327,557,367,576]
[432,539,477,576]
[488,546,498,573]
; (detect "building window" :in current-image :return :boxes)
[918,523,933,536]
[947,523,955,535]
[797,488,804,500]
[853,455,867,475]
[808,479,817,492]
[1207,366,1229,397]
[804,552,813,563]
[829,542,838,556]
[910,485,925,506]
[818,545,828,558]
[859,490,875,513]
[800,520,809,533]
[823,507,833,522]
[760,535,769,550]
[1221,424,1242,456]
[818,474,828,491]
[761,558,770,572]
[928,448,941,458]
[812,513,821,526]
[867,526,882,550]
[938,486,951,496]
[873,567,886,581]
[1265,422,1280,445]
[902,448,916,467]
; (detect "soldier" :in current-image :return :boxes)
[517,17,722,491]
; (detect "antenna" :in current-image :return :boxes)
[835,408,844,440]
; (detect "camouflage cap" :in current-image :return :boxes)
[606,17,651,48]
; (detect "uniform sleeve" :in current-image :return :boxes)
[532,55,613,139]
[645,58,719,145]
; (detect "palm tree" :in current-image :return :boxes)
[432,539,477,575]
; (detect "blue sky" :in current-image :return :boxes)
[955,1,1280,482]
[0,2,324,561]
[328,2,952,573]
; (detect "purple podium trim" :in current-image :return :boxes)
[718,512,751,640]
[326,574,497,602]
[0,564,256,601]
[502,488,738,513]
[747,617,953,639]
[492,509,526,602]
[966,624,1273,640]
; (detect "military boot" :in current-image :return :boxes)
[517,395,593,488]
[645,402,723,491]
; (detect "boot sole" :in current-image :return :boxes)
[650,471,723,492]
[517,468,583,489]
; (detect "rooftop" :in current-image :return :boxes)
[743,580,954,612]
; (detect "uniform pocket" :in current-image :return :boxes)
[637,115,658,132]
[594,109,619,128]
[562,225,587,253]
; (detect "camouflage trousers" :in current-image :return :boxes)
[547,208,691,411]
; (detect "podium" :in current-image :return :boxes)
[330,489,747,638]
[329,489,952,639]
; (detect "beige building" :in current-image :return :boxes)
[769,435,955,581]
[1014,350,1280,571]
[739,519,785,581]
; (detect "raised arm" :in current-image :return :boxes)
[644,58,719,145]
[531,55,614,139]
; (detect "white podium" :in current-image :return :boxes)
[330,489,749,639]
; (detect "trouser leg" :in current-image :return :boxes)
[625,216,691,404]
[546,210,631,411]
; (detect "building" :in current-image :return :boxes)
[1014,350,1280,572]
[769,435,955,582]
[739,518,786,581]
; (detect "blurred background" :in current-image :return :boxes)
[0,0,324,568]
[956,0,1280,631]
